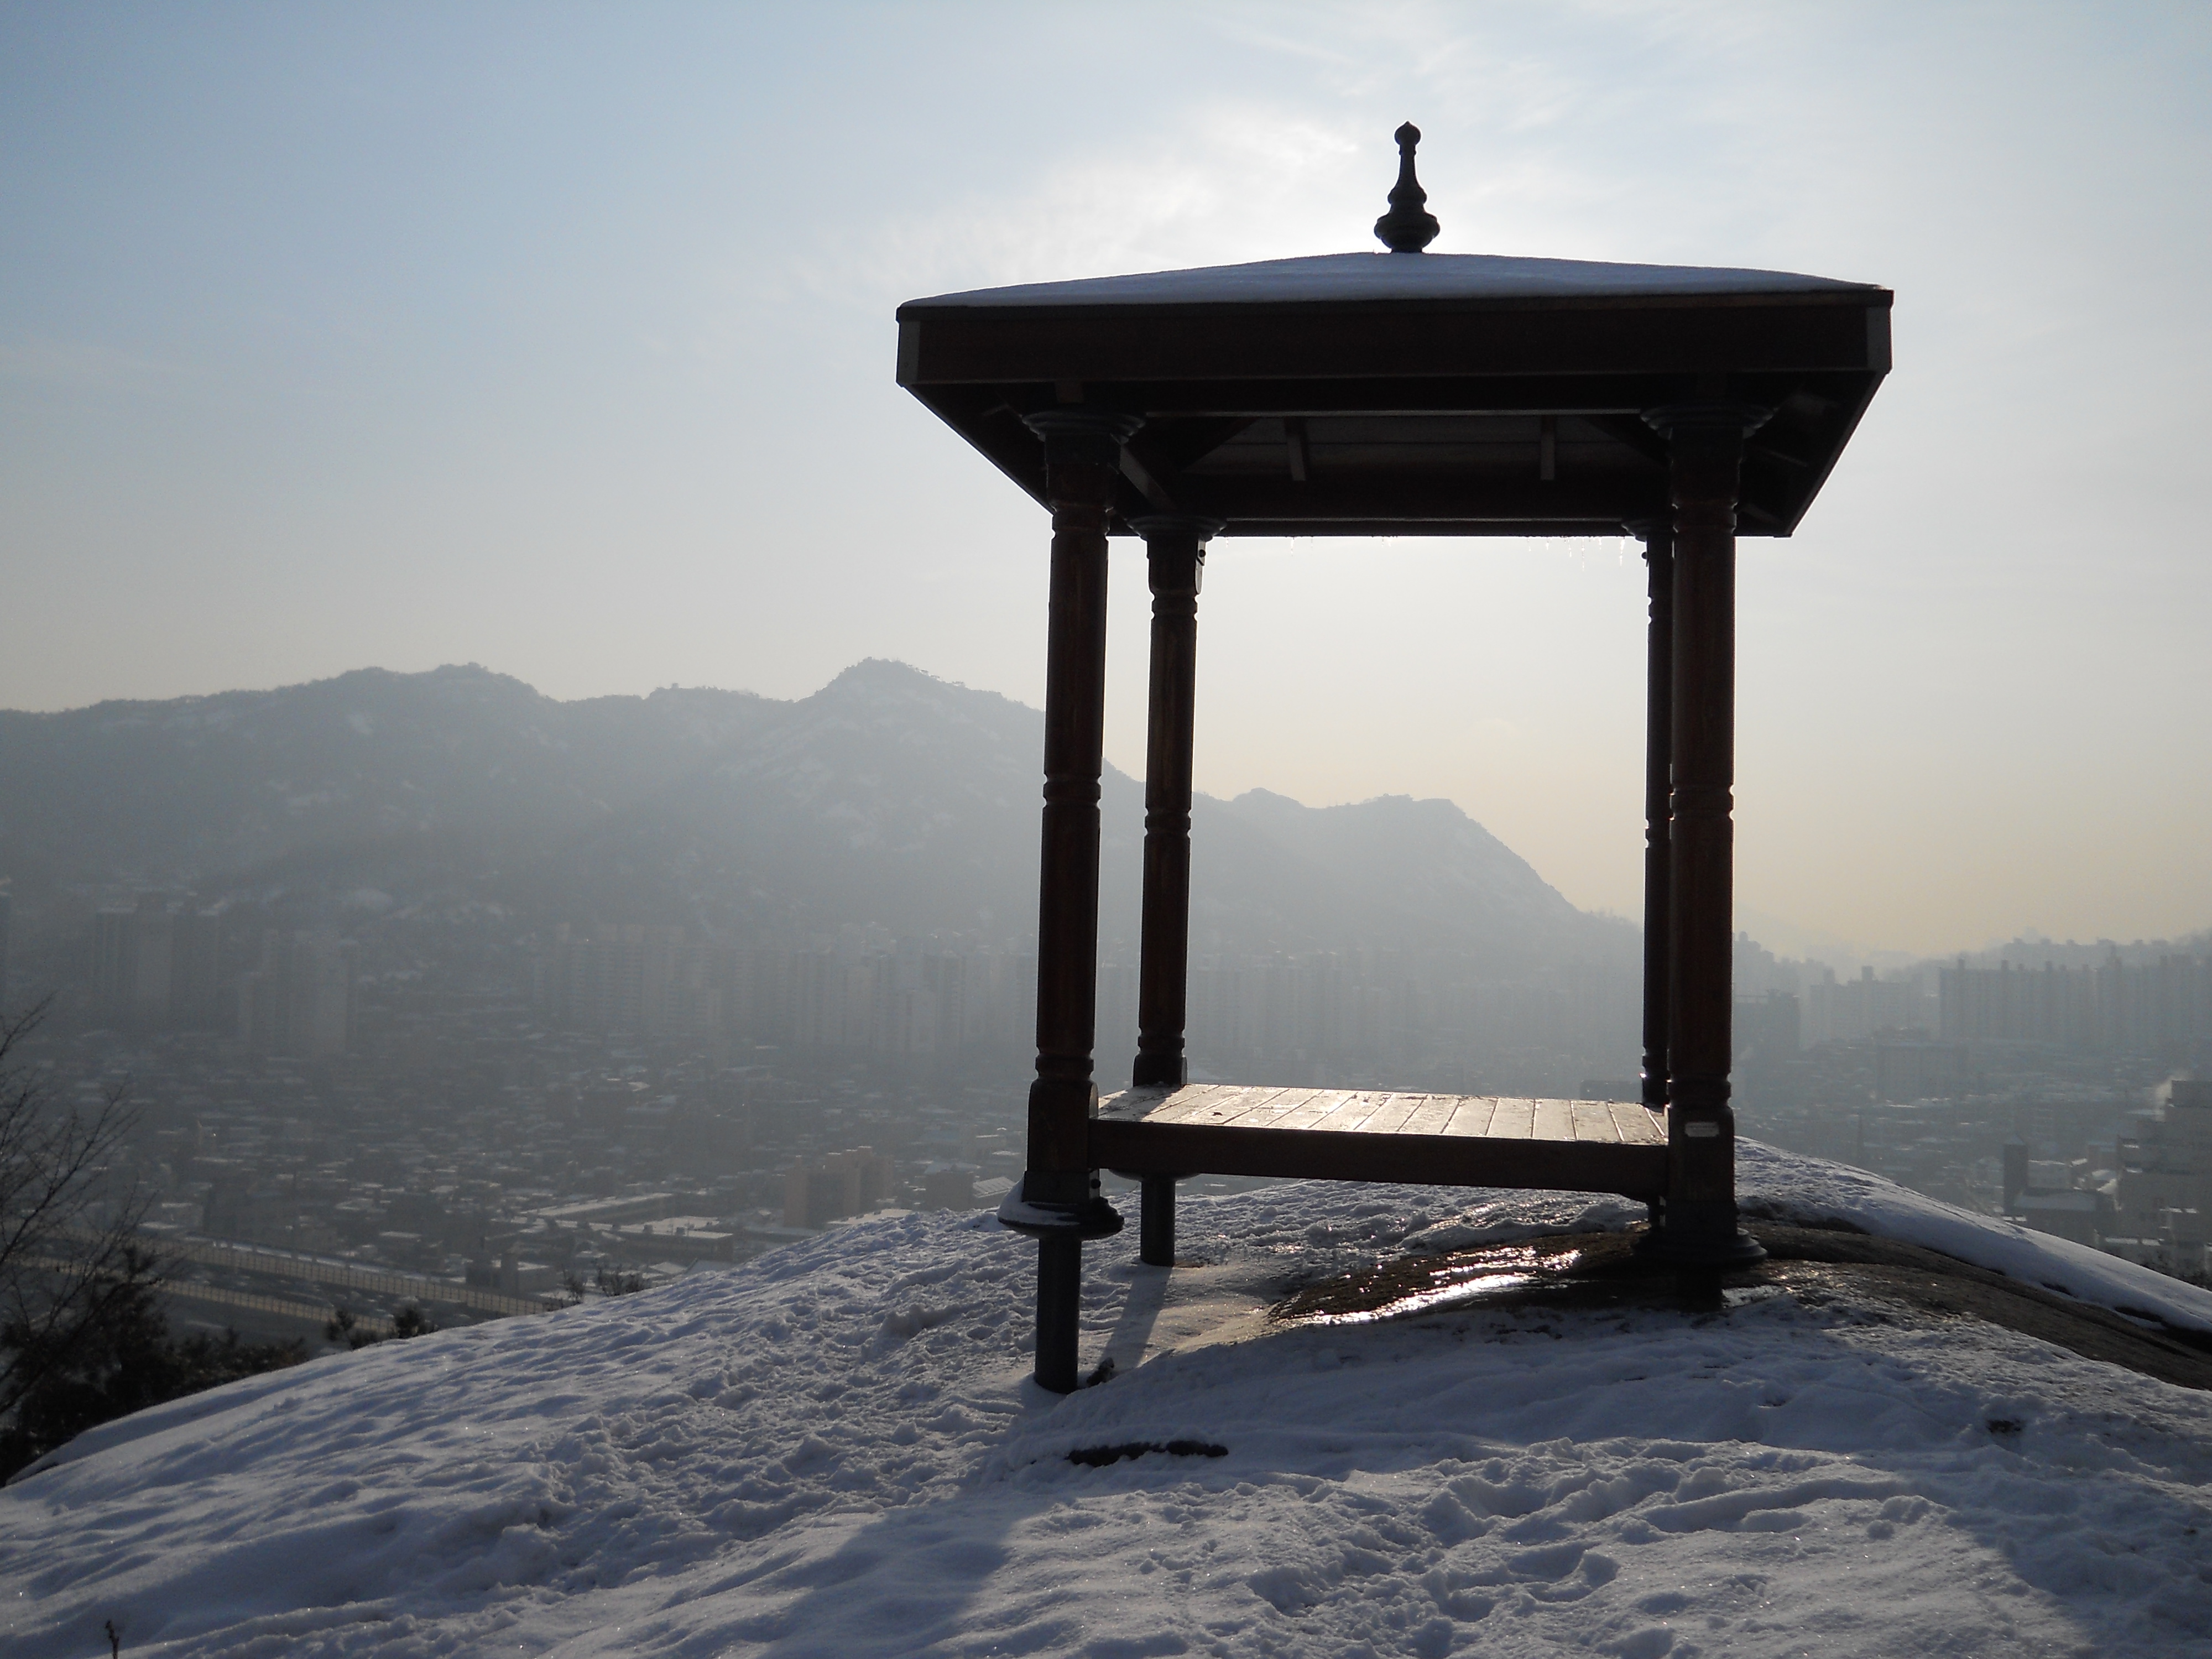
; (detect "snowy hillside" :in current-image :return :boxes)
[6,1145,2211,1657]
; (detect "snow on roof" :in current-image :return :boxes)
[5,1144,2210,1656]
[908,251,1877,310]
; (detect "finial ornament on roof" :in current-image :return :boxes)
[1373,122,1440,253]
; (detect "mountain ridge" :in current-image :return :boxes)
[0,660,1631,967]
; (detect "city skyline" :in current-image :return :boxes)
[3,4,2208,956]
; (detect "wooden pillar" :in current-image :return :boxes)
[1128,512,1220,1266]
[1130,513,1215,1090]
[1643,407,1765,1266]
[1635,523,1673,1114]
[1006,406,1137,1392]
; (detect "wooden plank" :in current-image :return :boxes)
[1133,1084,1215,1123]
[1486,1098,1536,1139]
[1398,1094,1464,1138]
[1264,1089,1354,1132]
[1608,1101,1667,1145]
[1167,1085,1263,1125]
[1336,1091,1401,1135]
[1300,1091,1364,1132]
[1218,1086,1298,1125]
[1132,1088,1201,1124]
[1185,1083,1254,1115]
[1217,1088,1320,1130]
[1532,1098,1576,1143]
[1571,1101,1620,1144]
[1439,1097,1498,1138]
[1151,1085,1277,1126]
[1306,1091,1389,1135]
[1096,1087,1169,1122]
[1355,1093,1424,1137]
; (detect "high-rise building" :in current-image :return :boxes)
[1940,954,2211,1053]
[168,904,227,1028]
[1804,965,1932,1045]
[537,923,720,1035]
[782,1147,895,1228]
[90,894,176,1027]
[87,895,229,1030]
[237,930,353,1057]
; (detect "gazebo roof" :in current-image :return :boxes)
[897,248,1891,538]
[912,250,1876,307]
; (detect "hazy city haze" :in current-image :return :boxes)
[3,2,2208,954]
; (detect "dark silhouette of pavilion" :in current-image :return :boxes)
[897,126,1891,1391]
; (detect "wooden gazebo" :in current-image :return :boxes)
[896,128,1891,1391]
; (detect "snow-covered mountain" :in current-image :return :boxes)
[0,660,1630,967]
[553,660,1616,962]
[1202,786,1604,961]
[0,664,778,887]
[6,1146,2209,1657]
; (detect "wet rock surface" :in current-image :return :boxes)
[1274,1223,2212,1392]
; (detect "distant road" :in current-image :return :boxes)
[24,1256,399,1337]
[159,1277,395,1337]
[147,1234,556,1319]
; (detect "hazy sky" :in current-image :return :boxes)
[3,3,2208,958]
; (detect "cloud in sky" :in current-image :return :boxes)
[1,1,2207,954]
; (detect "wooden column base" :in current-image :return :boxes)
[1635,1198,1766,1266]
[1130,1056,1187,1091]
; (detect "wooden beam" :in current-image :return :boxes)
[1145,415,1258,472]
[1584,412,1674,469]
[1200,518,1633,539]
[1116,439,1179,512]
[1104,369,1880,418]
[899,297,1891,387]
[1088,1118,1666,1199]
[935,375,1861,425]
[909,373,1882,538]
[1172,477,1665,523]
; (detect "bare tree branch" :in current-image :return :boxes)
[0,1000,168,1424]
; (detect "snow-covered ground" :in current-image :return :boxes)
[6,1144,2211,1658]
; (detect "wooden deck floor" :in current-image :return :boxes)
[1092,1083,1668,1198]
